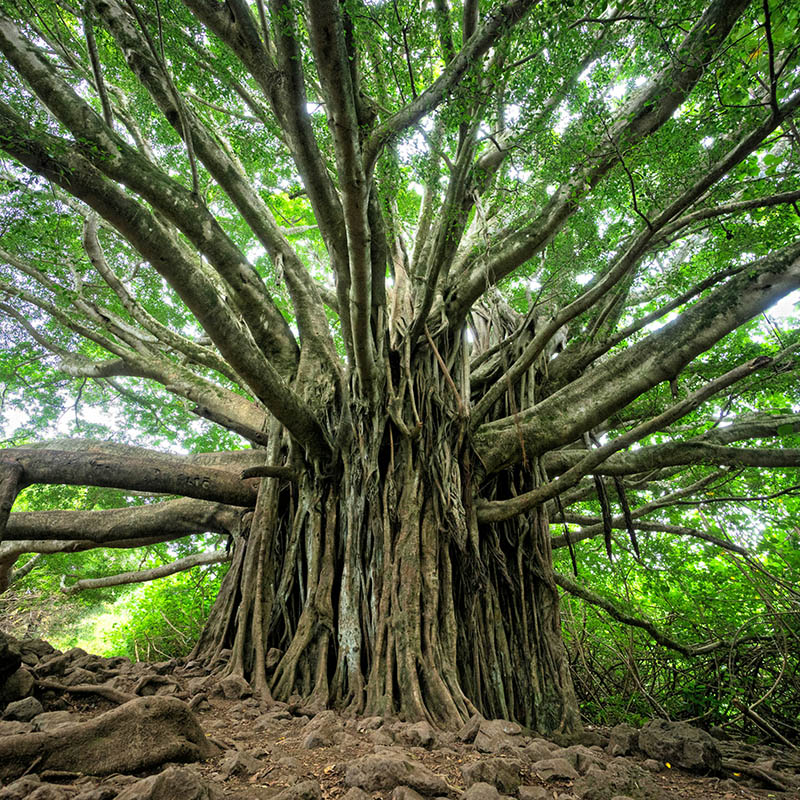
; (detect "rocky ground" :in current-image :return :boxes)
[1,634,798,800]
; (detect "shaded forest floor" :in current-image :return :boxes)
[0,638,798,799]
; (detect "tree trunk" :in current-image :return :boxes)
[193,344,580,735]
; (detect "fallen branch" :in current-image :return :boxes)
[731,698,798,750]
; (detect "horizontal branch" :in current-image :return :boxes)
[544,443,800,476]
[3,448,258,507]
[3,497,240,543]
[60,549,231,595]
[552,517,749,557]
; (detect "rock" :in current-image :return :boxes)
[115,767,222,800]
[531,757,579,782]
[518,788,551,800]
[638,719,721,774]
[573,759,666,800]
[560,745,603,775]
[3,696,43,722]
[271,780,322,800]
[396,720,437,749]
[709,725,730,741]
[35,652,72,678]
[302,709,343,748]
[0,696,218,781]
[0,775,41,800]
[217,674,252,699]
[474,719,523,754]
[0,668,35,704]
[356,716,384,732]
[457,713,483,743]
[32,710,76,731]
[73,789,118,800]
[641,759,661,773]
[463,783,505,800]
[342,789,371,800]
[345,753,449,796]
[392,787,426,800]
[0,633,22,685]
[0,720,33,736]
[524,741,555,763]
[577,730,607,748]
[461,758,524,794]
[606,724,638,757]
[220,749,263,778]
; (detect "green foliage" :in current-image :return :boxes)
[102,564,227,661]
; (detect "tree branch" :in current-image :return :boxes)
[60,549,231,595]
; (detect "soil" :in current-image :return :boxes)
[1,641,798,799]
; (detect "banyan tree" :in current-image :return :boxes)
[0,0,799,734]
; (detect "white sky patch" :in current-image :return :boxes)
[575,273,593,285]
[247,245,266,263]
[701,136,715,149]
[528,277,541,290]
[408,181,424,196]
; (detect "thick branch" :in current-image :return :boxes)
[0,104,330,458]
[477,355,775,521]
[3,449,258,507]
[475,239,800,474]
[3,498,239,543]
[446,0,752,325]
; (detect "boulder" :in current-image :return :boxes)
[396,720,437,749]
[220,749,263,778]
[115,767,222,800]
[345,753,449,796]
[0,696,218,781]
[524,740,555,763]
[463,783,506,800]
[216,674,252,699]
[559,745,603,775]
[474,719,523,754]
[461,758,524,794]
[531,757,579,782]
[391,787,426,800]
[573,759,666,800]
[518,788,551,800]
[0,668,34,705]
[606,724,638,757]
[302,709,343,748]
[457,713,483,743]
[637,719,721,774]
[2,696,43,722]
[271,781,322,800]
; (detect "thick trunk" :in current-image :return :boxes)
[194,348,579,735]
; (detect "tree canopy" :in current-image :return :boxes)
[0,0,799,733]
